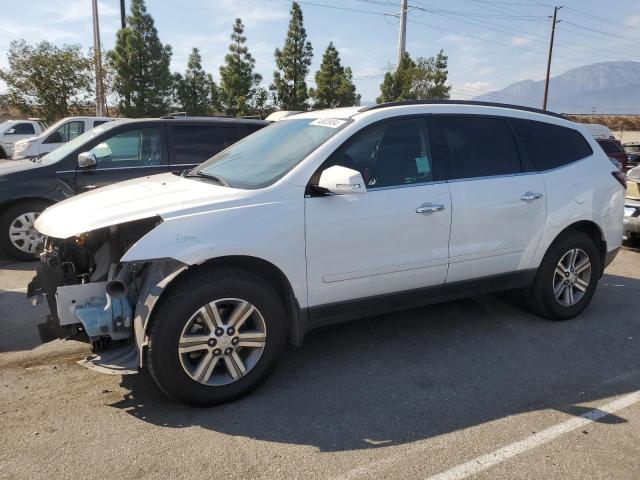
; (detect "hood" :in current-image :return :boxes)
[627,165,640,184]
[14,136,38,145]
[35,172,249,238]
[0,159,46,175]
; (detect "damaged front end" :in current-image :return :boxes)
[28,216,186,373]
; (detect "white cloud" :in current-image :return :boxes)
[511,36,531,47]
[626,15,640,27]
[450,81,493,100]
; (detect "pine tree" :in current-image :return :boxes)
[377,53,415,103]
[107,0,173,117]
[310,42,360,108]
[219,18,262,117]
[271,2,313,110]
[173,48,214,115]
[377,50,451,103]
[410,50,451,100]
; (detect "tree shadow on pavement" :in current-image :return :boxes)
[111,273,640,452]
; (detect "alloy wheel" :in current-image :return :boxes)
[178,298,267,386]
[552,248,591,307]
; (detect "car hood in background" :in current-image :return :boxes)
[0,159,46,175]
[35,172,250,238]
[627,165,640,184]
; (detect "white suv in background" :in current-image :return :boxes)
[0,119,46,159]
[13,116,113,160]
[31,101,625,406]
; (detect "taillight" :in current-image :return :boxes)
[612,171,627,189]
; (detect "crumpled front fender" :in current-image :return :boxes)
[128,258,188,368]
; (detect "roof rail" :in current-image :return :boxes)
[357,100,566,119]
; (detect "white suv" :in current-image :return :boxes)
[30,101,625,406]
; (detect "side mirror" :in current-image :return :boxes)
[78,151,97,169]
[317,165,367,195]
[5,128,15,135]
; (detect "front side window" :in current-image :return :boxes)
[11,123,36,135]
[437,116,521,179]
[193,118,349,189]
[93,120,109,128]
[47,121,85,143]
[89,127,162,169]
[322,118,433,188]
[512,119,593,171]
[170,125,243,165]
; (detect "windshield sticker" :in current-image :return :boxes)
[309,118,347,128]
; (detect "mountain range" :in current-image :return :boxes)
[472,61,640,114]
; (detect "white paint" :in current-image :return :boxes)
[332,391,640,480]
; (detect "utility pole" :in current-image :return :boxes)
[397,0,408,68]
[120,0,126,29]
[542,6,562,110]
[91,0,106,117]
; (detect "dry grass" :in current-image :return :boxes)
[567,115,640,131]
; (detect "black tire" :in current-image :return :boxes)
[526,231,601,321]
[0,200,49,261]
[0,146,6,159]
[146,267,287,406]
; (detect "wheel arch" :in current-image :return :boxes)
[147,255,306,348]
[550,220,607,275]
[0,196,55,214]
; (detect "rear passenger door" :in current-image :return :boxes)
[433,115,547,282]
[168,124,246,170]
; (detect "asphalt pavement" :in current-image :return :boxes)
[1,243,639,480]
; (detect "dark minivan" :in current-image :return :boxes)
[0,116,268,259]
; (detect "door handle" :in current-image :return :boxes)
[416,203,445,214]
[79,185,97,192]
[520,191,543,202]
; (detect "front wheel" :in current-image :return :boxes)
[146,267,287,406]
[526,231,601,320]
[0,200,49,261]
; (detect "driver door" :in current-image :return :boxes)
[304,117,451,317]
[75,124,168,192]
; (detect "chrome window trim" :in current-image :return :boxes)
[446,171,538,183]
[367,180,446,192]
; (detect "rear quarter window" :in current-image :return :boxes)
[597,140,623,154]
[170,124,244,165]
[512,119,593,171]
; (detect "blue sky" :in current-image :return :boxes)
[0,0,639,104]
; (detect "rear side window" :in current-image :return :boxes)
[437,116,521,179]
[512,119,593,171]
[170,125,244,165]
[597,140,623,154]
[13,123,35,134]
[93,120,109,128]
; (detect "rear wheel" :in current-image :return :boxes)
[147,267,287,406]
[0,200,49,261]
[526,231,601,320]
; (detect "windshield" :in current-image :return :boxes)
[38,121,124,164]
[192,118,350,189]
